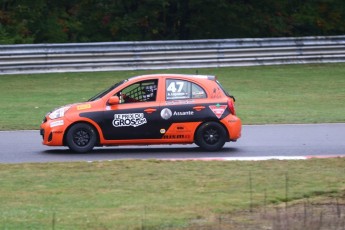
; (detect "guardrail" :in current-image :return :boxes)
[1,35,345,75]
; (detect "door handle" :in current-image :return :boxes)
[193,106,205,111]
[144,108,157,113]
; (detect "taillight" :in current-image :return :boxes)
[227,98,236,115]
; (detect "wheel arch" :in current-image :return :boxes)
[63,121,101,146]
[194,119,230,143]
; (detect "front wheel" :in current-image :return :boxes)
[66,123,97,153]
[195,122,227,151]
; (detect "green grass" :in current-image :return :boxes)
[1,64,345,229]
[0,63,344,130]
[1,159,344,229]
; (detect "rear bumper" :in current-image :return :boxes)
[221,114,242,141]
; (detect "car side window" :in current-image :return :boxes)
[166,79,206,100]
[191,83,207,99]
[118,80,158,103]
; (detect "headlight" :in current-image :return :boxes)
[48,106,71,120]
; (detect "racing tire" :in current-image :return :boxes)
[195,121,226,151]
[66,123,97,153]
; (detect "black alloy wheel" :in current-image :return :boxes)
[195,121,227,151]
[66,123,97,153]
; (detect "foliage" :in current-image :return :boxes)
[1,0,345,44]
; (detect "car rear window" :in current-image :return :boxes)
[216,80,231,97]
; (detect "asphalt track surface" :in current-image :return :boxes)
[0,123,344,164]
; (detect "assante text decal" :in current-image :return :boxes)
[160,108,194,120]
[112,113,147,127]
[173,111,194,116]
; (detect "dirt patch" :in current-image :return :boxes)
[186,195,345,230]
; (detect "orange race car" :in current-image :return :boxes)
[40,74,241,152]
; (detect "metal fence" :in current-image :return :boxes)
[1,35,345,75]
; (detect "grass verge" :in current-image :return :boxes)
[1,64,344,229]
[1,158,345,229]
[0,63,345,130]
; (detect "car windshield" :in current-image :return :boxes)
[88,80,126,101]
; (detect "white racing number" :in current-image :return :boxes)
[167,81,184,93]
[166,80,189,99]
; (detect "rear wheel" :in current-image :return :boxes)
[195,122,226,151]
[66,123,97,153]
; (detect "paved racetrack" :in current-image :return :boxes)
[0,123,344,163]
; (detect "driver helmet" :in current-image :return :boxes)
[142,84,157,100]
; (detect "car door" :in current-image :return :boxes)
[100,79,163,140]
[102,79,164,140]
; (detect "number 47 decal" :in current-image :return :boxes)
[167,81,184,92]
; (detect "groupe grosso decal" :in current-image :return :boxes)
[112,113,147,127]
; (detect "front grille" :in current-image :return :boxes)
[48,132,53,142]
[40,129,44,140]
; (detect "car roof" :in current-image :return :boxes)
[128,74,217,82]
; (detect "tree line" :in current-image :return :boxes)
[1,0,344,44]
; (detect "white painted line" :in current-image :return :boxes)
[165,155,345,161]
[166,156,308,161]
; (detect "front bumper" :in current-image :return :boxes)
[40,119,66,146]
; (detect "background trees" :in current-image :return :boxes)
[1,0,344,44]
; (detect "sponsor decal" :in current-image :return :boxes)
[209,104,227,118]
[161,108,173,120]
[163,134,190,139]
[52,131,63,134]
[211,87,222,98]
[166,100,194,105]
[77,104,91,110]
[112,113,147,127]
[173,111,194,116]
[161,108,194,120]
[192,91,205,98]
[50,120,64,128]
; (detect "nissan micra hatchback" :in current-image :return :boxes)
[40,74,241,152]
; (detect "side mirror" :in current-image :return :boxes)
[108,96,120,105]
